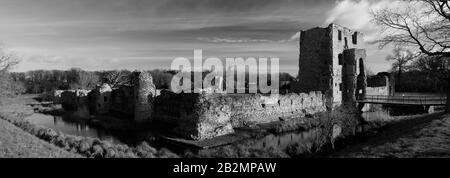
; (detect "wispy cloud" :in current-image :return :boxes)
[197,37,273,43]
[0,0,395,74]
[287,32,300,42]
[324,0,410,73]
[324,0,405,42]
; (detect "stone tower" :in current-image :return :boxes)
[292,23,365,109]
[131,71,156,122]
[342,49,366,107]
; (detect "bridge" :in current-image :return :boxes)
[357,95,447,106]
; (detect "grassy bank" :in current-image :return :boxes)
[0,95,178,158]
[0,119,81,158]
[0,95,80,158]
[330,112,450,158]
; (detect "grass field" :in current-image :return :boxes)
[331,112,450,158]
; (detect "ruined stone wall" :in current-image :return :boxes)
[59,83,113,116]
[367,75,388,87]
[56,71,157,122]
[154,91,327,140]
[362,75,391,112]
[366,86,389,96]
[367,73,392,96]
[110,85,135,116]
[88,83,112,115]
[154,91,233,140]
[60,89,90,111]
[228,92,326,127]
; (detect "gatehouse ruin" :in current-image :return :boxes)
[291,24,368,109]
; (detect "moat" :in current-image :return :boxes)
[24,108,386,155]
[25,113,154,145]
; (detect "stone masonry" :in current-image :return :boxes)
[292,23,365,109]
[342,48,367,107]
[88,83,112,115]
[154,91,327,140]
[132,71,157,122]
[58,71,157,123]
[367,72,394,96]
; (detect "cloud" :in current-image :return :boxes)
[197,32,302,44]
[154,0,333,18]
[324,0,395,41]
[25,55,67,64]
[288,32,300,42]
[324,0,408,73]
[197,37,274,43]
[326,0,372,30]
[2,0,332,73]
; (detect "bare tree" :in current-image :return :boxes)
[0,47,19,73]
[372,0,450,112]
[373,0,450,56]
[101,70,131,88]
[412,55,449,92]
[0,47,22,96]
[412,55,449,74]
[386,47,415,81]
[70,71,99,89]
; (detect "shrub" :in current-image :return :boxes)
[91,145,104,158]
[134,142,157,158]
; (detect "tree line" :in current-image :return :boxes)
[0,48,24,96]
[5,67,295,95]
[8,69,177,94]
[384,47,449,93]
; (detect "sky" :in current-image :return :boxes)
[0,0,396,75]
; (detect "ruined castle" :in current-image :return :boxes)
[56,24,392,141]
[60,71,157,122]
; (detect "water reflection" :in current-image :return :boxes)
[361,111,392,122]
[25,111,358,156]
[256,128,321,150]
[24,113,153,145]
[196,128,323,156]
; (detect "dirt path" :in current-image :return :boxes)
[0,95,81,158]
[330,112,450,158]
